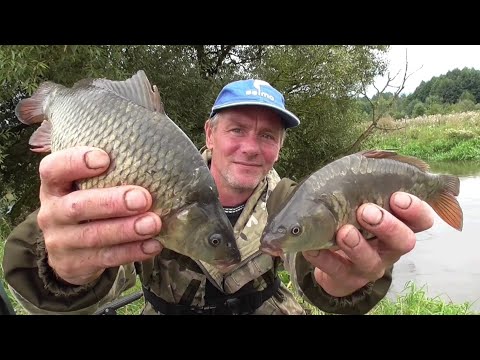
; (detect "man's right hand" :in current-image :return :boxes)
[37,146,163,286]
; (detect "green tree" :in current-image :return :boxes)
[0,45,388,224]
[249,45,389,180]
[412,102,426,117]
[425,95,445,115]
[459,90,476,102]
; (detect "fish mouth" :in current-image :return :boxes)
[214,259,240,273]
[214,251,241,267]
[259,232,284,257]
[258,243,284,258]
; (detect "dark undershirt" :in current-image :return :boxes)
[223,203,245,226]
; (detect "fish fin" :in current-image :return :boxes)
[28,120,52,153]
[15,82,55,125]
[361,150,430,172]
[75,70,165,113]
[427,190,463,231]
[439,174,460,196]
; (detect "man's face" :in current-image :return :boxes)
[205,106,284,194]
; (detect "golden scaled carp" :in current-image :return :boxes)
[259,150,463,256]
[15,70,241,268]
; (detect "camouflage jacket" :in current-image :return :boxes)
[2,150,393,315]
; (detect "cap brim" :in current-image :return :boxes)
[210,102,300,128]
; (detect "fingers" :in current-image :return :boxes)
[303,193,431,298]
[98,239,164,268]
[46,213,163,285]
[53,239,164,285]
[303,247,372,297]
[355,203,417,256]
[304,225,385,283]
[46,212,162,250]
[40,186,153,225]
[39,147,110,198]
[389,192,435,233]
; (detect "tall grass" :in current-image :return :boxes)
[362,111,480,161]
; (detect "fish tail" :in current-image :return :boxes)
[15,82,56,153]
[427,174,463,231]
[15,82,55,124]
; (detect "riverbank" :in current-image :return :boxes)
[361,111,480,161]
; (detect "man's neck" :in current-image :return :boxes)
[218,189,252,207]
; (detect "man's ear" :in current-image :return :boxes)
[274,145,283,163]
[205,120,213,149]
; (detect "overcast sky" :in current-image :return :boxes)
[368,45,480,96]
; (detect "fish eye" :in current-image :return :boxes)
[290,225,302,236]
[208,234,222,247]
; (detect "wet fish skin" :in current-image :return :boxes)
[259,150,463,256]
[15,70,241,267]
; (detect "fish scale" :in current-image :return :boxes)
[260,150,463,256]
[15,70,241,267]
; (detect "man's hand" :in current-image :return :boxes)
[37,146,163,286]
[303,192,434,297]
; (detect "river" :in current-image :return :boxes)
[386,161,480,312]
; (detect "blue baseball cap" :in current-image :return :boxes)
[210,79,300,128]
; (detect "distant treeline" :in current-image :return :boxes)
[357,67,480,119]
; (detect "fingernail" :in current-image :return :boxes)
[361,205,383,226]
[84,150,110,169]
[134,215,157,235]
[304,250,320,258]
[141,239,162,254]
[342,227,360,248]
[125,190,148,211]
[393,193,412,209]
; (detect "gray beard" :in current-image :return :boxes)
[223,170,262,193]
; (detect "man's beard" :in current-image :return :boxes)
[222,168,264,193]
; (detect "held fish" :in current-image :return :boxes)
[15,70,241,267]
[259,150,463,256]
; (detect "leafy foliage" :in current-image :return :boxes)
[0,45,387,225]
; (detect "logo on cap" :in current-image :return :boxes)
[245,80,275,102]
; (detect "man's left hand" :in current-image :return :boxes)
[303,192,434,297]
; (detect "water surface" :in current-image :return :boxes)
[387,161,480,312]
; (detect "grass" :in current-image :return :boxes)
[370,282,477,315]
[280,271,478,315]
[362,111,480,161]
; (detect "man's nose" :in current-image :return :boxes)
[241,134,261,155]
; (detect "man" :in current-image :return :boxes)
[2,79,433,315]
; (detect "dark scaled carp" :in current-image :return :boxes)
[15,70,241,267]
[259,150,463,256]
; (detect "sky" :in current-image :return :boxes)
[368,45,480,97]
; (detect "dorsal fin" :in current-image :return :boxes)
[360,149,430,172]
[73,70,164,113]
